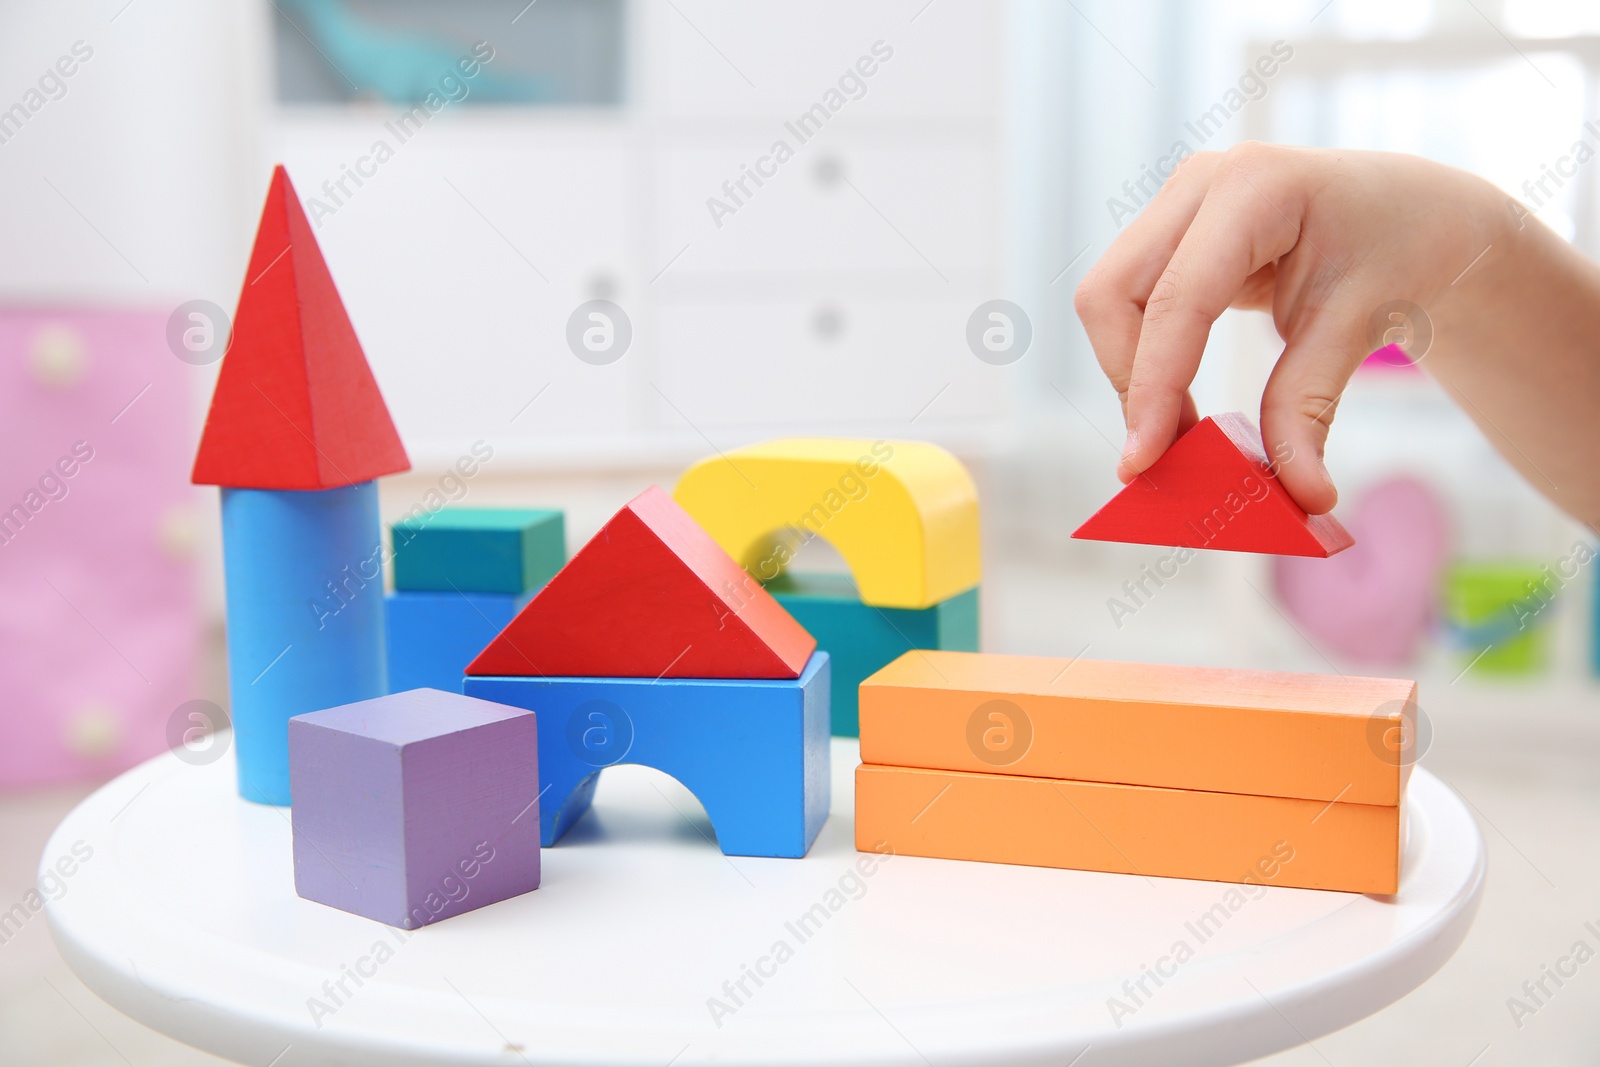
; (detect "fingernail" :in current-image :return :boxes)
[1121,430,1140,460]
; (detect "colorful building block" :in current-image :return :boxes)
[289,689,541,929]
[392,507,564,595]
[1072,413,1354,557]
[855,764,1400,894]
[222,484,388,805]
[191,166,409,491]
[194,165,409,805]
[464,651,830,857]
[385,589,534,695]
[468,487,816,679]
[674,438,981,609]
[766,572,978,737]
[0,309,201,789]
[860,651,1416,806]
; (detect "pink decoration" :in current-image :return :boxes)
[1271,477,1449,666]
[0,307,201,789]
[1359,342,1423,375]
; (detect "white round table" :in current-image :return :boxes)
[44,736,1483,1067]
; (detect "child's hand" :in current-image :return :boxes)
[1074,144,1510,514]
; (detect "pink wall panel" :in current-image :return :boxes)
[0,306,202,788]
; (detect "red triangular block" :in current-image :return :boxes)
[1072,413,1354,557]
[192,165,410,489]
[467,486,818,679]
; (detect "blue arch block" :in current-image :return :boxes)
[464,652,830,858]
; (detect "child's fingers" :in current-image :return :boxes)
[1119,148,1306,482]
[1176,389,1200,436]
[1258,298,1375,514]
[1075,153,1222,419]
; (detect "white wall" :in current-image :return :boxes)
[268,0,1014,471]
[0,0,260,307]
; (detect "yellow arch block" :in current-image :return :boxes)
[673,438,980,609]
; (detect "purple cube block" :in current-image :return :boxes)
[288,688,540,928]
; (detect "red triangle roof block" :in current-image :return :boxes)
[467,486,818,679]
[1072,413,1354,558]
[191,166,410,489]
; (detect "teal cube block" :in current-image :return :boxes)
[392,508,564,595]
[766,572,978,737]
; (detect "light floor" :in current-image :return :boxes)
[2,546,1598,1066]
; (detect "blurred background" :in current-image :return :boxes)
[1,0,1598,1063]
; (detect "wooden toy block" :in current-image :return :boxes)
[766,572,978,737]
[222,483,389,806]
[673,437,980,609]
[289,689,540,929]
[855,764,1400,894]
[467,486,816,679]
[194,166,408,805]
[859,651,1417,806]
[464,651,830,857]
[1072,413,1353,557]
[191,165,410,490]
[391,507,565,595]
[385,589,534,695]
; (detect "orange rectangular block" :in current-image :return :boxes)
[855,764,1401,894]
[859,651,1416,806]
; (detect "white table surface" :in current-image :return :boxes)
[43,735,1483,1067]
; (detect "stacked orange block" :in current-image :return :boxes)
[855,651,1417,894]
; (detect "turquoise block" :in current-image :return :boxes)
[385,590,534,695]
[392,507,564,595]
[222,482,387,806]
[464,652,830,858]
[767,573,978,737]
